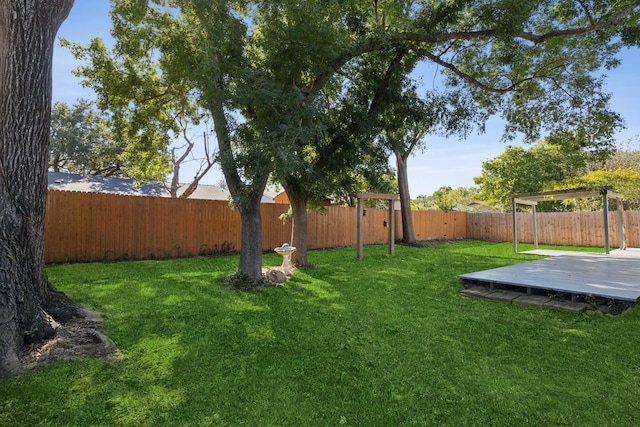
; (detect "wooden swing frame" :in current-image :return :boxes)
[356,192,400,259]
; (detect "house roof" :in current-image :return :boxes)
[48,171,166,197]
[48,172,275,203]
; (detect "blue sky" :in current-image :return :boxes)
[52,1,640,197]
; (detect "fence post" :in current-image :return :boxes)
[357,196,363,259]
[618,200,625,250]
[532,204,538,249]
[388,200,395,256]
[512,197,517,253]
[603,193,610,254]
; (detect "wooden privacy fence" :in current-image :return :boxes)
[45,190,640,263]
[411,210,466,241]
[46,190,259,263]
[466,211,640,249]
[44,191,464,263]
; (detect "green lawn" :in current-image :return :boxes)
[2,241,639,426]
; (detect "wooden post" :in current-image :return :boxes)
[532,204,538,249]
[603,192,610,254]
[512,197,518,253]
[618,198,626,250]
[357,196,363,259]
[356,192,399,259]
[389,200,395,256]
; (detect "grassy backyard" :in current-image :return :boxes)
[2,240,639,426]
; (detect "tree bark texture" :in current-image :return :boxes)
[284,187,309,267]
[396,151,416,243]
[237,196,265,279]
[0,0,74,374]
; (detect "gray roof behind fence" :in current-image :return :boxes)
[47,171,275,203]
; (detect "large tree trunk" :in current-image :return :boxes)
[396,151,416,244]
[284,187,309,267]
[221,172,269,280]
[237,194,266,279]
[218,165,269,280]
[207,86,270,280]
[0,0,74,375]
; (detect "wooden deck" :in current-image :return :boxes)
[520,248,640,258]
[459,250,640,303]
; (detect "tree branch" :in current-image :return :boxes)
[138,82,174,104]
[576,0,597,26]
[170,79,188,124]
[420,49,573,94]
[305,1,640,96]
[368,50,407,116]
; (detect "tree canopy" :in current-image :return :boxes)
[50,99,125,177]
[551,141,640,210]
[475,139,640,211]
[474,141,586,211]
[67,0,640,277]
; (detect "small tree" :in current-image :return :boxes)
[431,186,457,211]
[377,83,486,242]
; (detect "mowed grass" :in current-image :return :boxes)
[2,241,640,426]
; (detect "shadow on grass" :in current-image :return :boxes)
[5,241,640,425]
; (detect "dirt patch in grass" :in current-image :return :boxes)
[19,292,120,372]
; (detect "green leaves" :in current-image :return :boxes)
[63,4,206,183]
[549,141,640,210]
[474,142,577,211]
[65,0,638,195]
[474,138,640,212]
[50,100,125,177]
[60,0,639,275]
